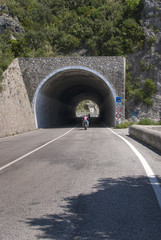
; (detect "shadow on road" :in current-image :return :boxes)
[25,176,161,239]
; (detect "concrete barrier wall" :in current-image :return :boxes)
[129,125,161,152]
[0,59,36,138]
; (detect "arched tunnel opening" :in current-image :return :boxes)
[75,100,100,117]
[33,67,116,128]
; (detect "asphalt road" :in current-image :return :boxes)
[0,125,161,240]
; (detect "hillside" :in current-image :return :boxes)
[126,0,161,120]
[0,0,161,120]
[0,0,144,73]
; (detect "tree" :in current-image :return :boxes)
[9,38,29,57]
[143,78,156,97]
[102,37,123,56]
[125,0,141,10]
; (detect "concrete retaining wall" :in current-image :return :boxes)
[0,59,35,138]
[129,125,161,152]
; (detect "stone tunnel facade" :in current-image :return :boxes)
[0,57,126,137]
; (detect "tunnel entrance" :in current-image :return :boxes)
[33,66,117,128]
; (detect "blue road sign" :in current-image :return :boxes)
[116,97,121,102]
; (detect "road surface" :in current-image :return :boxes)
[0,125,161,240]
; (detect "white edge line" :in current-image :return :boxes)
[0,126,77,172]
[106,127,161,209]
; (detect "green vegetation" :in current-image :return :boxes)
[138,118,153,125]
[126,57,156,107]
[0,30,14,91]
[0,0,145,90]
[76,100,99,116]
[76,100,89,113]
[115,118,161,128]
[115,121,135,128]
[140,62,156,72]
[126,74,156,106]
[146,36,157,47]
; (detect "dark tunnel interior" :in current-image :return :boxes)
[33,68,116,128]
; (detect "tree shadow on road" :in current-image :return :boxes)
[26,176,161,240]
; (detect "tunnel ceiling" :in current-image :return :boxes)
[40,69,112,107]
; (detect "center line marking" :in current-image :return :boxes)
[0,127,76,172]
[106,127,161,209]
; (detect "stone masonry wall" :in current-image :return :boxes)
[19,56,126,121]
[18,56,125,105]
[0,59,35,138]
[0,57,125,137]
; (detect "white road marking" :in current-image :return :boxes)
[106,127,161,209]
[0,127,76,172]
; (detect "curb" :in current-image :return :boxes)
[129,125,161,152]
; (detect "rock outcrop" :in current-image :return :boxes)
[0,4,24,34]
[127,0,161,121]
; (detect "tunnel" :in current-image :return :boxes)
[32,66,117,128]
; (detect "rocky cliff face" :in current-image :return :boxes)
[0,4,24,34]
[127,0,161,121]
